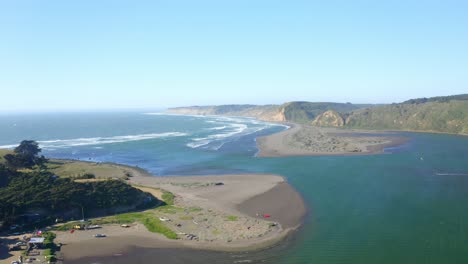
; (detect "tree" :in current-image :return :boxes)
[14,140,41,157]
[5,140,47,168]
[0,165,12,188]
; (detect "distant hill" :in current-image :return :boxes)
[168,94,468,135]
[401,94,468,104]
[168,102,371,123]
[168,104,285,121]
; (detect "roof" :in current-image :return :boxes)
[29,237,45,243]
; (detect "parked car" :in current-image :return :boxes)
[94,234,106,238]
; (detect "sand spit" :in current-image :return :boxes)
[256,123,407,157]
[57,172,306,261]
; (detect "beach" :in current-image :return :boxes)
[57,170,306,262]
[256,123,407,157]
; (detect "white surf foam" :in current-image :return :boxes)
[208,126,227,130]
[0,144,18,149]
[435,173,468,176]
[187,123,248,149]
[144,112,207,118]
[143,112,288,150]
[0,132,188,149]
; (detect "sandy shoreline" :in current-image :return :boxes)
[256,123,407,157]
[57,169,306,261]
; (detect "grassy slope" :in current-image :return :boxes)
[1,150,132,179]
[345,100,468,134]
[46,159,131,179]
[0,149,12,164]
[281,102,367,124]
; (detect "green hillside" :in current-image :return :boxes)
[0,141,159,229]
[280,102,369,124]
[402,94,468,104]
[345,100,468,134]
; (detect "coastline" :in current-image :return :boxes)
[2,116,407,263]
[56,165,306,261]
[256,123,408,157]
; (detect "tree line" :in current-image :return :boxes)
[0,140,157,229]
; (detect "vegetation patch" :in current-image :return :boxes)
[0,149,13,164]
[162,190,175,205]
[186,207,202,212]
[90,211,178,239]
[53,221,81,231]
[226,215,238,221]
[179,215,193,220]
[143,218,178,239]
[155,205,183,214]
[41,231,57,262]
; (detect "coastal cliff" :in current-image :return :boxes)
[168,104,285,122]
[168,102,365,123]
[168,94,468,135]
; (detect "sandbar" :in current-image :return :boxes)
[256,123,407,157]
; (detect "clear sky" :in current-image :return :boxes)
[1,1,467,111]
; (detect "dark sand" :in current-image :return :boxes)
[238,182,306,229]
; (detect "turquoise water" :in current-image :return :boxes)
[1,112,468,264]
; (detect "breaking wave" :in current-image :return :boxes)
[186,115,281,150]
[187,123,248,149]
[435,172,468,176]
[0,132,188,149]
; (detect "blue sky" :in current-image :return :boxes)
[1,1,467,111]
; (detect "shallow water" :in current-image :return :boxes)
[1,112,467,264]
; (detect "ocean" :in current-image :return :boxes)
[1,112,468,264]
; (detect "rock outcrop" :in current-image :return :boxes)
[311,110,345,127]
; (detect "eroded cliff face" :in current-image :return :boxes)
[262,106,286,122]
[311,110,345,127]
[167,105,286,122]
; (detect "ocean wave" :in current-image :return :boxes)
[0,144,18,149]
[187,123,248,149]
[208,126,227,130]
[0,132,188,149]
[435,172,468,176]
[144,113,286,150]
[144,112,207,118]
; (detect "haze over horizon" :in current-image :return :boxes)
[1,1,467,112]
